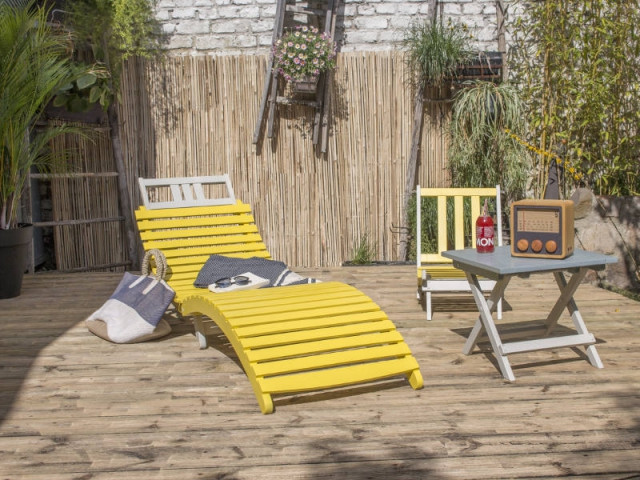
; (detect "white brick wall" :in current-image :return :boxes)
[156,0,507,55]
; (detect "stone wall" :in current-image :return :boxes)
[155,0,503,55]
[573,190,640,293]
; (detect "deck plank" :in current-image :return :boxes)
[1,267,639,479]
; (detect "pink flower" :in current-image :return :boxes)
[273,26,336,82]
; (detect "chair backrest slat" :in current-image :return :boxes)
[416,186,502,268]
[138,175,236,209]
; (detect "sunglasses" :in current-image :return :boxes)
[213,275,250,288]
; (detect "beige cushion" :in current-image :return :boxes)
[86,318,171,343]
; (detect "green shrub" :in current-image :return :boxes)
[350,234,377,265]
[509,0,640,196]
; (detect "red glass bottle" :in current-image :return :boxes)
[476,199,495,253]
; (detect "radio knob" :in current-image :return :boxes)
[516,239,529,252]
[531,239,543,253]
[545,240,557,253]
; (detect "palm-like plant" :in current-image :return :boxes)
[0,0,87,230]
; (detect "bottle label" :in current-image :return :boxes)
[477,235,494,247]
[476,225,495,252]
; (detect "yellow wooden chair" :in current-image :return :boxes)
[135,175,423,414]
[416,186,503,321]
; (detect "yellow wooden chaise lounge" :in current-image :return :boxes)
[135,175,423,413]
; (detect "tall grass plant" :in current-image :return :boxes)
[448,81,531,205]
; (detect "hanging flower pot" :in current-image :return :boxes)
[272,26,336,96]
[292,75,319,94]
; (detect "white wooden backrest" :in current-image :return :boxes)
[416,185,502,266]
[138,175,236,209]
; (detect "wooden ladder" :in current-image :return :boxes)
[253,0,339,153]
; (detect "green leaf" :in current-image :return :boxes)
[52,95,69,107]
[58,83,74,92]
[76,73,97,90]
[99,90,111,109]
[89,85,102,104]
[92,44,105,62]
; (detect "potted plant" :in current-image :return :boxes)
[0,0,90,298]
[272,26,337,94]
[402,18,474,93]
[447,81,532,206]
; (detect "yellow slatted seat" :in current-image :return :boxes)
[416,186,503,320]
[135,175,423,414]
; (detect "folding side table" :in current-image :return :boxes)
[442,246,618,381]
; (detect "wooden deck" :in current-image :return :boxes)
[1,266,639,479]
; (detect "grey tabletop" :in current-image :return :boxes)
[442,245,618,279]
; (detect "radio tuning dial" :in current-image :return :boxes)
[545,240,557,253]
[516,239,529,252]
[531,239,543,253]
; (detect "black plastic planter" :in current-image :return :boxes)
[0,224,33,299]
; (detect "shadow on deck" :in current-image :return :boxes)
[0,266,639,479]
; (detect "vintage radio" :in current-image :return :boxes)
[510,199,575,259]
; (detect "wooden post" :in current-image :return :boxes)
[320,0,338,153]
[496,0,508,81]
[107,103,139,271]
[399,0,438,260]
[400,90,425,257]
[101,34,139,270]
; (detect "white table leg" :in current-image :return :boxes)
[544,269,588,334]
[464,273,515,381]
[464,276,511,353]
[463,320,485,355]
[553,270,603,369]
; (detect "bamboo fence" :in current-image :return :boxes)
[49,50,452,269]
[45,127,127,272]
